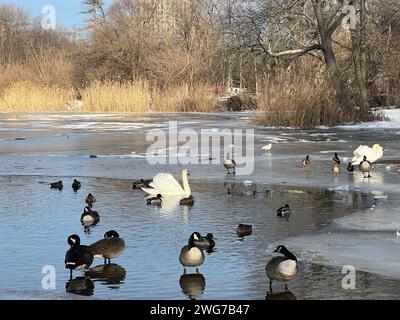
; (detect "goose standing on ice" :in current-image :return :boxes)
[224,153,236,175]
[266,245,298,291]
[179,233,205,273]
[302,156,310,169]
[359,156,372,178]
[142,169,191,197]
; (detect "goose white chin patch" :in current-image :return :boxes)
[70,238,76,244]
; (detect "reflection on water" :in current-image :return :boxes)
[86,264,127,289]
[66,277,95,296]
[266,290,297,300]
[179,273,206,300]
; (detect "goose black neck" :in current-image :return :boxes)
[281,247,297,261]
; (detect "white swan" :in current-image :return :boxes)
[142,169,191,197]
[262,144,272,151]
[352,144,384,165]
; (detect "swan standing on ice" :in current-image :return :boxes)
[352,144,384,165]
[142,169,191,197]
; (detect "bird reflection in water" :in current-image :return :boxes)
[65,276,95,296]
[179,273,206,300]
[85,264,127,289]
[266,290,297,300]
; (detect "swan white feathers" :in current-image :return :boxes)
[352,144,384,165]
[142,169,191,197]
[262,144,272,151]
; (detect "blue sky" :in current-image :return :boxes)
[0,0,111,28]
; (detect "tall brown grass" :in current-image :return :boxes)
[254,60,365,128]
[0,79,218,113]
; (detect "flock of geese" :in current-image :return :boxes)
[52,142,385,293]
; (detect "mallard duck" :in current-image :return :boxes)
[224,154,236,174]
[359,156,372,178]
[147,194,162,205]
[51,180,63,190]
[332,163,340,175]
[85,193,96,207]
[180,195,194,206]
[80,206,100,226]
[193,233,216,250]
[179,233,205,273]
[302,156,310,168]
[133,179,152,189]
[89,230,126,264]
[333,152,341,165]
[236,224,252,237]
[72,179,81,191]
[65,234,94,278]
[266,245,298,291]
[347,162,355,173]
[277,204,291,220]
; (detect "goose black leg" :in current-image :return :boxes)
[104,258,107,265]
[269,280,273,292]
[285,284,288,291]
[69,269,73,280]
[184,268,187,274]
[196,268,199,274]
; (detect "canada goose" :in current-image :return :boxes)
[193,233,216,250]
[332,163,340,175]
[65,234,94,278]
[236,224,252,237]
[133,179,152,189]
[80,206,100,226]
[277,204,291,220]
[89,230,126,264]
[302,156,310,168]
[72,179,81,191]
[147,194,163,205]
[266,245,298,291]
[333,152,341,165]
[51,180,63,190]
[85,193,96,207]
[224,155,236,175]
[347,162,355,173]
[179,233,205,273]
[142,169,191,197]
[180,195,194,206]
[359,156,372,178]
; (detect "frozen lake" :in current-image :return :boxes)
[0,111,399,300]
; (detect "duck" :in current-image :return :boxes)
[89,230,126,264]
[51,180,63,190]
[332,163,340,175]
[65,234,94,278]
[85,193,96,207]
[333,152,341,165]
[223,153,236,175]
[277,205,291,220]
[179,233,205,273]
[133,179,152,190]
[72,179,81,191]
[180,195,194,206]
[262,144,272,151]
[352,144,384,165]
[147,194,163,206]
[266,245,298,291]
[236,224,252,237]
[302,156,310,168]
[80,206,100,226]
[193,233,216,250]
[359,156,372,178]
[347,162,355,173]
[142,169,191,197]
